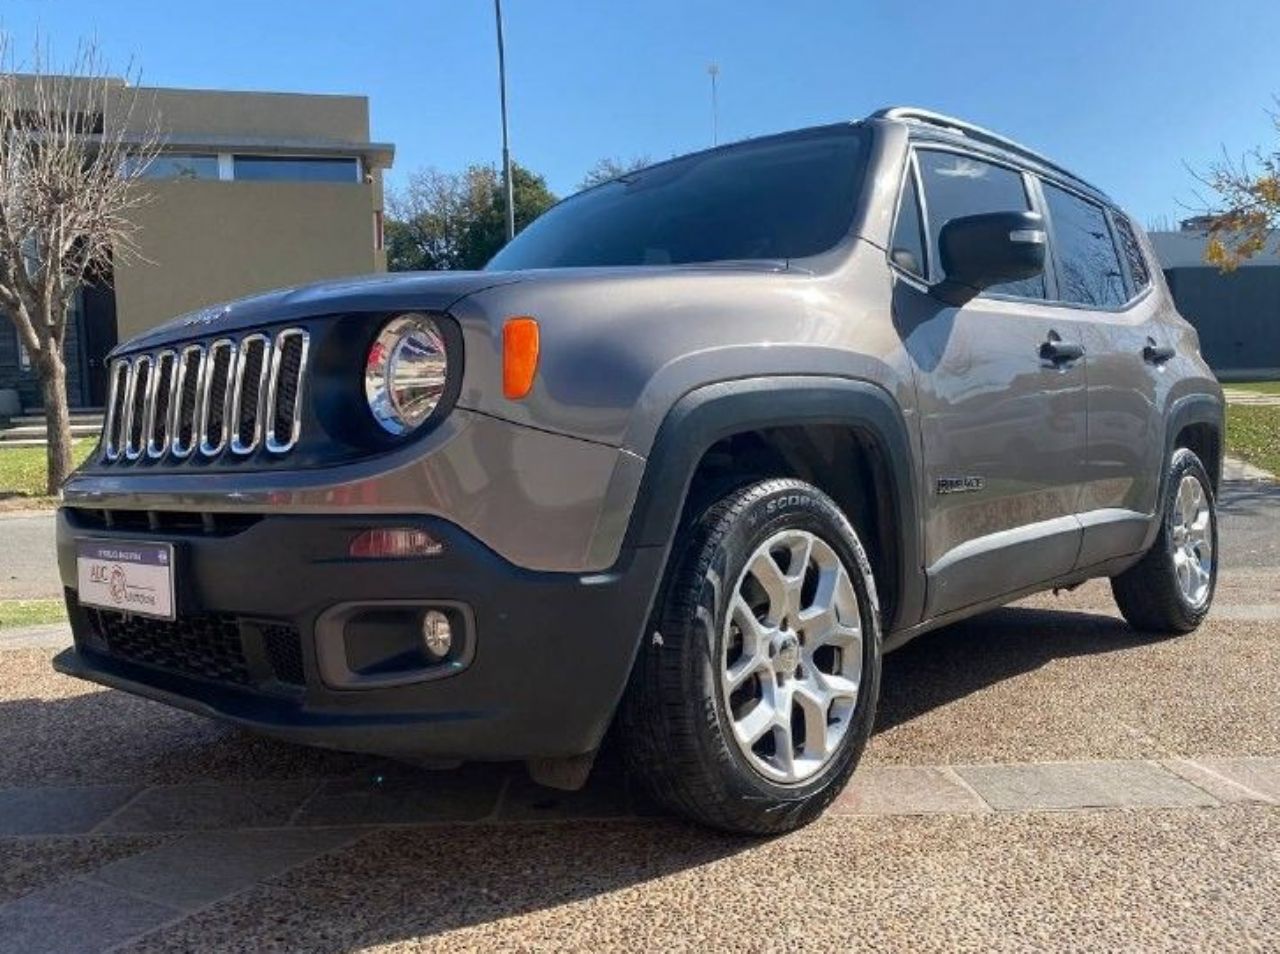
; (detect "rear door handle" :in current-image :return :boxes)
[1142,339,1175,365]
[1040,333,1084,366]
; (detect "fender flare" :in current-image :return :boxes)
[620,375,925,633]
[1139,392,1224,553]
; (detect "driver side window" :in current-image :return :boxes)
[916,149,1047,300]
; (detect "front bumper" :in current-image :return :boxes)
[53,507,663,760]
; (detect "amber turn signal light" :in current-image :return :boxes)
[502,317,540,399]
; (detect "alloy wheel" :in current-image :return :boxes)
[720,529,863,784]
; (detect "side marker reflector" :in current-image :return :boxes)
[502,317,540,400]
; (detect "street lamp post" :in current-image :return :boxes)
[495,0,515,243]
[707,63,719,146]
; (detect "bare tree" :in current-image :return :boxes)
[578,155,651,190]
[0,36,161,493]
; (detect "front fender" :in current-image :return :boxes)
[612,376,925,634]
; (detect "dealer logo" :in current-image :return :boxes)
[108,565,128,604]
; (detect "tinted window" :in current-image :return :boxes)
[890,168,927,278]
[125,153,219,180]
[1112,212,1150,292]
[487,126,868,270]
[1042,184,1126,307]
[232,156,359,183]
[917,150,1045,299]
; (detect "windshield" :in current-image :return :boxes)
[487,124,868,270]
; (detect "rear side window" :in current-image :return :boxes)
[917,150,1046,300]
[1112,213,1151,292]
[1042,183,1127,308]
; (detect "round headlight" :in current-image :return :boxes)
[364,313,449,435]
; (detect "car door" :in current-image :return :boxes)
[891,147,1089,619]
[1040,194,1174,566]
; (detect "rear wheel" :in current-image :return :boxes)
[620,478,882,834]
[1111,448,1217,634]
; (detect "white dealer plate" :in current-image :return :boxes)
[76,540,175,620]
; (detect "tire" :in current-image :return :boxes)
[1110,448,1218,634]
[620,478,882,834]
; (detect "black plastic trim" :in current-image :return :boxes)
[621,376,925,634]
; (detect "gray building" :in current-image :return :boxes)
[1150,228,1280,381]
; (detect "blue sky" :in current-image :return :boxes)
[4,0,1278,225]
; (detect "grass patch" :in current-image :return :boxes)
[0,440,95,507]
[1228,380,1280,396]
[1226,404,1280,476]
[0,599,66,629]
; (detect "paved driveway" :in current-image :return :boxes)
[1,478,1278,951]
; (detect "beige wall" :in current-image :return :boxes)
[123,87,371,143]
[114,179,383,339]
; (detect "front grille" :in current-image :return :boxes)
[261,623,306,685]
[86,608,305,690]
[102,327,310,464]
[92,609,252,685]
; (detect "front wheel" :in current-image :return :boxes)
[1111,447,1218,634]
[620,478,882,834]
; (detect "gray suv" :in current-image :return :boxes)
[54,107,1223,833]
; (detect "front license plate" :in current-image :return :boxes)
[76,540,176,620]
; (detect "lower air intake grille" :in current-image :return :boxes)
[92,609,250,685]
[86,609,305,690]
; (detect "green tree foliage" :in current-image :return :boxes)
[386,162,556,271]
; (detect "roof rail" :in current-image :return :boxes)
[871,106,1103,196]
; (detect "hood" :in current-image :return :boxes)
[118,271,523,354]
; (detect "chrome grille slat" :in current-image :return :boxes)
[264,329,309,454]
[199,339,237,457]
[124,355,152,461]
[146,351,178,458]
[102,359,130,461]
[230,334,271,455]
[98,327,310,465]
[171,345,205,458]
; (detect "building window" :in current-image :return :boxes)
[232,156,360,183]
[373,210,385,252]
[123,153,220,180]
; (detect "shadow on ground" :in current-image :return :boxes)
[877,605,1161,734]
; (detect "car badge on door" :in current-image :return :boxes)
[936,476,985,495]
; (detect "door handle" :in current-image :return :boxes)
[1142,339,1175,365]
[1039,333,1084,366]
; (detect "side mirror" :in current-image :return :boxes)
[931,210,1046,306]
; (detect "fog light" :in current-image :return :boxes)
[421,610,453,658]
[349,528,443,559]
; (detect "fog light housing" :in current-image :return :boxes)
[349,528,443,559]
[421,609,453,658]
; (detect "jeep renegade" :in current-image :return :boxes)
[54,107,1223,833]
